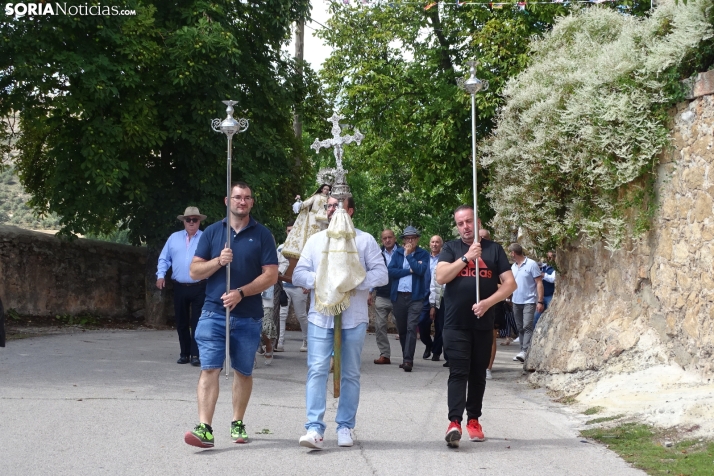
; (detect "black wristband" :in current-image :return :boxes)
[538,301,544,304]
[238,288,245,299]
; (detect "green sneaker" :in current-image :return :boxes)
[231,420,248,443]
[184,423,214,448]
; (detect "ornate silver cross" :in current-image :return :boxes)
[311,113,364,203]
[311,113,364,175]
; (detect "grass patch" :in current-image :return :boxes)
[582,423,714,475]
[6,308,22,321]
[6,332,34,341]
[586,414,625,425]
[55,314,99,327]
[554,395,578,405]
[584,406,604,415]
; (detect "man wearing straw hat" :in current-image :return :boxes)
[183,182,278,448]
[293,195,388,450]
[436,205,516,448]
[156,206,208,367]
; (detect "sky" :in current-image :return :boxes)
[286,1,333,71]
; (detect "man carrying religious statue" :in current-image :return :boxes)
[292,194,388,450]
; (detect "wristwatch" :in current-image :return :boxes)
[237,288,245,299]
[460,255,469,264]
[538,301,544,304]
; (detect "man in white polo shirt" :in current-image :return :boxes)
[507,243,544,362]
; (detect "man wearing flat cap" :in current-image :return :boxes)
[387,226,431,372]
[156,206,207,366]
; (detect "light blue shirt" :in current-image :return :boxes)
[156,229,203,284]
[383,247,396,265]
[429,254,439,276]
[511,257,542,304]
[397,254,412,292]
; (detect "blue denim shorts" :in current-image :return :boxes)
[195,310,262,376]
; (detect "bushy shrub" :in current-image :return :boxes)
[484,0,714,251]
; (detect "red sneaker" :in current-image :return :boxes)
[445,421,462,448]
[466,418,485,442]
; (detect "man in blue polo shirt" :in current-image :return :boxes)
[183,181,278,449]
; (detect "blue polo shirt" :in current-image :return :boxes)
[194,217,278,319]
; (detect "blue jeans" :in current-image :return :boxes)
[533,295,553,327]
[195,310,262,376]
[305,322,367,435]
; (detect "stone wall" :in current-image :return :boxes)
[0,225,147,319]
[527,93,714,434]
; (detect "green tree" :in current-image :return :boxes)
[313,2,654,242]
[314,2,568,240]
[0,0,314,246]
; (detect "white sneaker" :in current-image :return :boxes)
[299,430,324,449]
[274,344,285,352]
[515,351,526,362]
[300,340,308,352]
[486,369,492,380]
[337,428,354,447]
[513,337,520,344]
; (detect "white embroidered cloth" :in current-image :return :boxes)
[313,207,366,316]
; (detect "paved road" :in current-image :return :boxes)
[0,329,643,476]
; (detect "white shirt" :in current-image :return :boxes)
[429,253,443,307]
[293,228,388,329]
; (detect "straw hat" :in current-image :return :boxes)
[177,206,207,221]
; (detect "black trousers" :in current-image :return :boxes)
[431,298,445,358]
[443,328,493,422]
[417,298,433,349]
[392,293,423,363]
[172,282,206,357]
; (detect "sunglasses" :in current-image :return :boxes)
[185,218,200,223]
